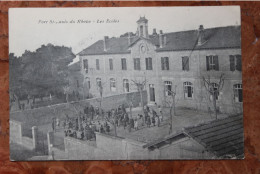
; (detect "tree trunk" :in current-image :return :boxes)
[139,88,144,114]
[213,92,217,119]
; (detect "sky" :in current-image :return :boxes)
[9,6,241,57]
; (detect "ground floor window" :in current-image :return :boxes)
[85,77,90,89]
[210,83,219,100]
[234,84,242,102]
[110,78,116,92]
[184,82,193,99]
[96,78,101,88]
[164,81,172,96]
[149,84,155,102]
[123,79,129,92]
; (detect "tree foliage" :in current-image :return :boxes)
[9,44,75,100]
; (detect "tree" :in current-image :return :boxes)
[131,79,147,114]
[104,110,117,136]
[9,44,75,108]
[96,80,106,118]
[165,85,177,134]
[202,73,225,119]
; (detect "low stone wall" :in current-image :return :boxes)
[10,120,38,150]
[10,91,148,129]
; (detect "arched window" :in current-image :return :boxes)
[234,84,242,102]
[110,78,116,92]
[123,79,129,92]
[164,81,172,96]
[183,82,193,99]
[96,78,101,88]
[85,77,90,89]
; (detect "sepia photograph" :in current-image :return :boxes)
[9,6,243,160]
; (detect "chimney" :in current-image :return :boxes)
[103,36,108,51]
[152,28,157,35]
[163,35,167,46]
[159,30,163,48]
[198,25,205,46]
[128,32,132,45]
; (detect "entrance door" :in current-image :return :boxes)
[149,84,155,102]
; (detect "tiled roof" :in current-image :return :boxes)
[78,26,241,56]
[184,115,244,158]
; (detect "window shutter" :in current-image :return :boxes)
[236,55,242,71]
[184,57,189,71]
[214,56,219,71]
[230,55,235,71]
[150,58,153,70]
[206,56,210,71]
[134,58,137,70]
[145,58,148,70]
[166,57,169,70]
[161,57,164,70]
[138,59,141,70]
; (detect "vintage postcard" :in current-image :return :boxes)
[9,6,243,160]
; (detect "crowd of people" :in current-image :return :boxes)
[51,103,164,141]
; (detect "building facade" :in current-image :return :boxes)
[78,17,242,114]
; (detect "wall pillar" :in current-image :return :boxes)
[47,131,54,155]
[32,126,38,151]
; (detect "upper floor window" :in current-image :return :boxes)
[123,79,130,92]
[109,58,113,70]
[161,57,169,70]
[206,55,219,71]
[234,84,243,102]
[121,58,127,70]
[182,56,189,71]
[96,59,100,70]
[146,57,153,70]
[134,58,141,70]
[110,78,116,92]
[230,55,242,71]
[164,81,172,96]
[184,82,193,99]
[83,59,88,73]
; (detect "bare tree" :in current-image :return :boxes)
[165,85,177,134]
[96,81,106,118]
[131,79,147,114]
[104,110,117,136]
[202,73,225,119]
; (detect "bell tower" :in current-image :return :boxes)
[137,16,149,38]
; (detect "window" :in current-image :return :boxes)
[85,77,91,89]
[164,81,172,96]
[83,59,88,73]
[230,55,242,71]
[123,79,130,92]
[206,55,219,71]
[161,57,169,70]
[146,57,153,70]
[109,58,113,70]
[183,82,193,99]
[182,56,189,71]
[96,78,101,88]
[121,58,127,70]
[96,59,100,70]
[110,78,116,92]
[234,84,243,102]
[134,58,141,70]
[210,83,219,100]
[140,25,143,36]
